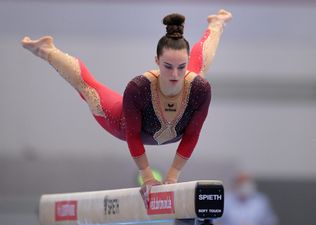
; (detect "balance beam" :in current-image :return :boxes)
[39,180,224,225]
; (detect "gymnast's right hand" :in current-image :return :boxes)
[21,36,56,61]
[139,179,161,209]
[139,167,162,208]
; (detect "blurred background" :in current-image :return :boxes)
[0,0,315,225]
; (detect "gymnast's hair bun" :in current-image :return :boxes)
[163,13,185,39]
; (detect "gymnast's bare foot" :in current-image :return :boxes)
[207,9,232,29]
[21,36,56,61]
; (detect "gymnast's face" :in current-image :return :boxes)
[156,48,189,95]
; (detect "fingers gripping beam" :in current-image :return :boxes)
[39,180,224,225]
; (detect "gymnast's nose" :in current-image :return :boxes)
[171,69,179,79]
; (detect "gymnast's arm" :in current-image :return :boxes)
[164,81,211,184]
[188,9,232,78]
[123,81,161,186]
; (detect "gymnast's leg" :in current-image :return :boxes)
[21,36,125,139]
[188,9,232,78]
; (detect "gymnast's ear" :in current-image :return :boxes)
[155,56,159,65]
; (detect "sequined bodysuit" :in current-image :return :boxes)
[123,72,211,159]
[48,28,220,159]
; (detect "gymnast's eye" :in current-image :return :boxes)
[164,65,173,70]
[178,65,185,70]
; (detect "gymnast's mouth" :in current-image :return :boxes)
[169,80,179,84]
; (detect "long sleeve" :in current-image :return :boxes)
[123,80,146,158]
[176,80,211,158]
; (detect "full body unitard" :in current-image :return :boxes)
[47,25,223,160]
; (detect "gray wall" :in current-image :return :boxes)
[0,1,316,225]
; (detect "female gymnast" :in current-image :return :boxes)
[21,9,232,186]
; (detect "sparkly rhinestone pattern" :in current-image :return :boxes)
[201,27,222,76]
[187,26,223,78]
[123,72,211,158]
[45,48,211,159]
[144,72,196,144]
[48,49,105,117]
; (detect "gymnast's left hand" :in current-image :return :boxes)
[138,166,162,208]
[163,178,178,185]
[163,165,182,184]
